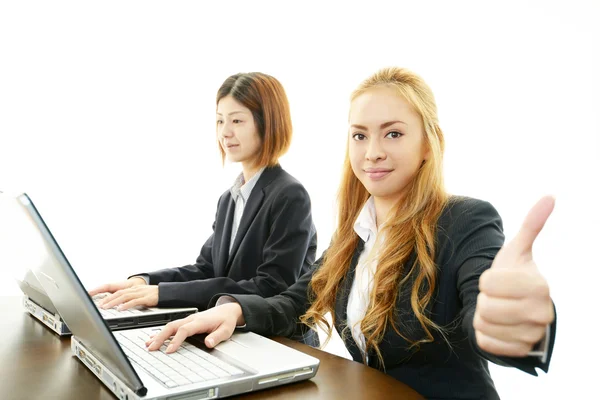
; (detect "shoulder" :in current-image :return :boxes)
[440,196,502,229]
[264,168,311,202]
[433,196,505,273]
[216,188,233,209]
[437,196,504,246]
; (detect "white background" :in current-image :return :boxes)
[1,1,599,399]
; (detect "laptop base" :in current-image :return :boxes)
[23,296,71,336]
[72,336,217,400]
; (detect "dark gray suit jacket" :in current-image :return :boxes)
[141,165,317,311]
[214,197,556,400]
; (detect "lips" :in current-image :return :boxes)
[225,144,239,149]
[364,168,392,181]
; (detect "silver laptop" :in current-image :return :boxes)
[17,269,72,335]
[17,268,198,336]
[19,193,320,399]
[8,194,197,335]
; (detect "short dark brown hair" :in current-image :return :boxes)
[216,72,292,167]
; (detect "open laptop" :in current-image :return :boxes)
[17,269,72,335]
[19,193,320,399]
[7,194,198,336]
[17,268,197,336]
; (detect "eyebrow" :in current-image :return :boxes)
[350,120,407,130]
[216,111,247,116]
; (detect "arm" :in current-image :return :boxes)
[455,200,556,375]
[212,262,317,338]
[136,198,222,284]
[157,185,316,309]
[92,198,222,308]
[93,223,217,308]
[144,231,216,284]
[146,257,319,353]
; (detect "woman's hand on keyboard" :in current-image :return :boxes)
[145,303,244,353]
[97,285,159,310]
[88,276,147,297]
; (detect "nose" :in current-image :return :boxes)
[365,137,386,161]
[219,121,234,139]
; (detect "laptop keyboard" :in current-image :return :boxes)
[115,328,244,388]
[91,293,151,317]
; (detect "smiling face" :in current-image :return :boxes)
[349,85,430,206]
[216,95,262,166]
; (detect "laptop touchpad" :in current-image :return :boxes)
[216,338,251,356]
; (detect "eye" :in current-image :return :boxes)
[385,131,403,139]
[352,133,367,141]
[233,119,242,124]
[216,119,223,125]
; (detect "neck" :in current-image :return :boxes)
[373,194,403,228]
[241,162,261,183]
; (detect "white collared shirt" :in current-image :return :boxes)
[229,168,265,254]
[346,196,379,357]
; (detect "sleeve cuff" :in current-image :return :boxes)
[527,324,551,363]
[129,274,150,285]
[215,295,237,306]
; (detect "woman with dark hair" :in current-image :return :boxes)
[90,72,317,313]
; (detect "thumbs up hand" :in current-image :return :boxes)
[473,196,556,357]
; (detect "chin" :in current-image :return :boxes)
[362,183,400,200]
[367,190,393,198]
[226,154,243,163]
[359,181,383,197]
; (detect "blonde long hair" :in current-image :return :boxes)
[301,67,449,365]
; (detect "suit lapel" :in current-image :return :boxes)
[214,195,236,277]
[226,165,282,270]
[333,239,425,369]
[227,189,264,265]
[335,239,365,363]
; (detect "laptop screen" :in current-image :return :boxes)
[16,193,147,395]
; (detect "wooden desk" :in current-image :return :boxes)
[0,296,423,399]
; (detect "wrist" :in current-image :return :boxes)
[128,276,147,286]
[227,302,245,326]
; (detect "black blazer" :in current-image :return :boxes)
[144,165,317,311]
[214,197,557,400]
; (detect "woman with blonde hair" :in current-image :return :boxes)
[146,67,556,399]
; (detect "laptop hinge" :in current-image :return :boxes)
[136,386,147,396]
